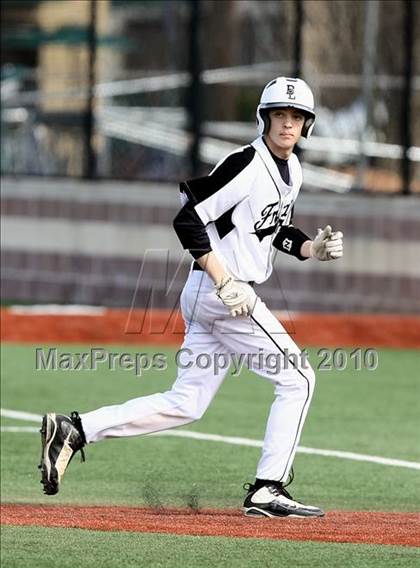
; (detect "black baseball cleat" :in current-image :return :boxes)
[39,412,86,495]
[243,480,325,518]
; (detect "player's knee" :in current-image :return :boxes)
[178,406,205,423]
[173,393,207,423]
[273,362,316,397]
[188,407,206,421]
[294,361,316,395]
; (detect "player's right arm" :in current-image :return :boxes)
[173,146,256,315]
[173,204,254,317]
[172,193,229,286]
[194,251,227,285]
[173,146,254,280]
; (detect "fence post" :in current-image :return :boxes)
[187,0,202,178]
[84,0,97,179]
[293,0,303,78]
[355,0,379,192]
[401,0,413,195]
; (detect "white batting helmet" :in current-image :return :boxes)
[256,77,316,138]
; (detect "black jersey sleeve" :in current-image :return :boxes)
[173,200,212,260]
[174,145,255,260]
[184,146,255,225]
[273,225,311,261]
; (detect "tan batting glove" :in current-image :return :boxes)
[215,276,256,317]
[310,225,344,261]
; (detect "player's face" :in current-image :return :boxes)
[265,108,305,158]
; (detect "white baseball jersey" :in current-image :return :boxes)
[175,136,309,283]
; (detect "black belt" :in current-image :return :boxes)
[192,262,255,287]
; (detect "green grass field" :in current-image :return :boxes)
[2,526,420,568]
[1,343,420,567]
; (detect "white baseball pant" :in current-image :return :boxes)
[81,269,315,481]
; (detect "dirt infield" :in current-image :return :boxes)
[1,504,419,546]
[2,308,420,348]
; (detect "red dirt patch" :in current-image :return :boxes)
[2,308,420,348]
[1,504,419,546]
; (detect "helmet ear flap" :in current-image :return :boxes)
[262,112,270,134]
[301,116,315,138]
[256,114,264,136]
[256,105,267,136]
[256,107,270,135]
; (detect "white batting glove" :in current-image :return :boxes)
[215,276,256,317]
[310,225,343,261]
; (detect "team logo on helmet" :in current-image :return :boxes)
[286,84,296,100]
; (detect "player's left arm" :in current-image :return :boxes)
[273,225,312,260]
[273,224,343,261]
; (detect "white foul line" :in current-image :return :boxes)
[2,426,40,433]
[2,408,419,471]
[1,409,44,422]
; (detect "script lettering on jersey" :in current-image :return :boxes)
[252,202,291,242]
[252,201,280,241]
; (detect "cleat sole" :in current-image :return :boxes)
[39,414,59,495]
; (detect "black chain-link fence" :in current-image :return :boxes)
[1,0,419,192]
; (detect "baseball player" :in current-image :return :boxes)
[39,77,343,518]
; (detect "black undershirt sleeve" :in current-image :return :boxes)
[273,225,311,261]
[173,200,212,260]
